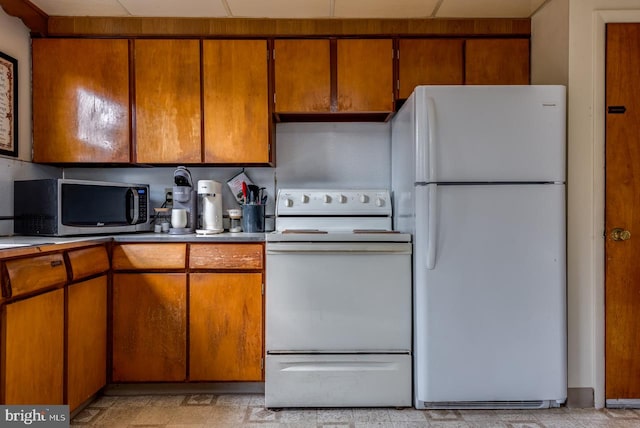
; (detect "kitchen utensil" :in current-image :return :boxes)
[242,181,248,203]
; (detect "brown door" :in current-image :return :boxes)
[32,39,130,163]
[397,39,464,99]
[337,39,393,112]
[465,39,530,85]
[112,273,187,381]
[274,39,331,112]
[189,273,263,381]
[605,23,640,400]
[134,39,201,164]
[203,40,270,164]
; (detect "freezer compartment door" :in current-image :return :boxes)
[414,183,567,404]
[265,354,412,408]
[413,85,566,183]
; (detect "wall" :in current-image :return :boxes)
[0,7,60,236]
[64,122,391,230]
[531,0,584,399]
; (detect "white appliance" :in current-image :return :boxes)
[391,86,567,409]
[265,189,412,408]
[196,180,223,234]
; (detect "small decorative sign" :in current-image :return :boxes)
[0,51,18,157]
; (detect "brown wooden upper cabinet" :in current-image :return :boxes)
[274,38,393,113]
[134,39,202,164]
[465,38,530,85]
[32,39,130,163]
[203,40,271,164]
[274,39,331,112]
[397,39,464,99]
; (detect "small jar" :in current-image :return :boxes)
[228,209,242,233]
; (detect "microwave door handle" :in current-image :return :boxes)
[126,188,139,224]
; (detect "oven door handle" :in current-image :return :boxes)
[266,242,412,254]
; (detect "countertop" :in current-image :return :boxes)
[0,231,266,257]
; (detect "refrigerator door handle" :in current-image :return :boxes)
[426,184,437,270]
[426,97,437,182]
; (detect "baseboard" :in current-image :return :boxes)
[566,387,594,408]
[103,382,265,396]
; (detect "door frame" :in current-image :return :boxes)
[594,10,640,408]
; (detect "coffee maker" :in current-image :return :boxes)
[170,166,196,235]
[196,180,223,234]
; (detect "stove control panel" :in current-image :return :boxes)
[276,189,392,216]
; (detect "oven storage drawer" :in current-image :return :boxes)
[265,354,412,408]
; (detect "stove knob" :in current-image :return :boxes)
[338,194,347,203]
[359,194,369,203]
[323,194,332,203]
[301,194,309,203]
[376,198,385,207]
[284,198,293,208]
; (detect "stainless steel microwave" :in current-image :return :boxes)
[13,179,151,236]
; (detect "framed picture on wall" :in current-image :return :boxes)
[0,51,18,157]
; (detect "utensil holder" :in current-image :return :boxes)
[242,204,265,233]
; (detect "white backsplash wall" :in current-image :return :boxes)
[63,122,392,232]
[62,166,277,229]
[275,122,391,189]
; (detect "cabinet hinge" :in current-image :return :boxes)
[261,358,264,370]
[396,48,400,60]
[267,144,271,154]
[261,283,265,295]
[273,93,276,105]
[396,80,400,91]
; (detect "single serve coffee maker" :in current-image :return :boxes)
[196,180,223,235]
[170,166,196,235]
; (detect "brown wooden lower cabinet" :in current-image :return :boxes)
[189,273,263,381]
[67,275,107,411]
[112,273,187,382]
[1,288,64,404]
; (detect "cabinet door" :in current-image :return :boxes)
[337,39,393,112]
[67,276,107,411]
[135,40,201,163]
[203,40,270,164]
[274,39,331,112]
[398,39,464,98]
[112,273,187,381]
[1,289,64,404]
[32,39,130,163]
[465,39,530,85]
[189,273,263,381]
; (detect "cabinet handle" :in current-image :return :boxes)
[50,260,63,267]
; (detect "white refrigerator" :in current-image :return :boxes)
[391,85,567,409]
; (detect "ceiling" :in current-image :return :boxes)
[27,0,549,19]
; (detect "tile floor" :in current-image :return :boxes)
[70,394,640,427]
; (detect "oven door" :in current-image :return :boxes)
[265,242,412,353]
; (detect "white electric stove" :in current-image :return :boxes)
[265,189,412,408]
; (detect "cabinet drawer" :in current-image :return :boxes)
[3,253,67,298]
[67,245,110,281]
[189,243,263,270]
[112,243,187,270]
